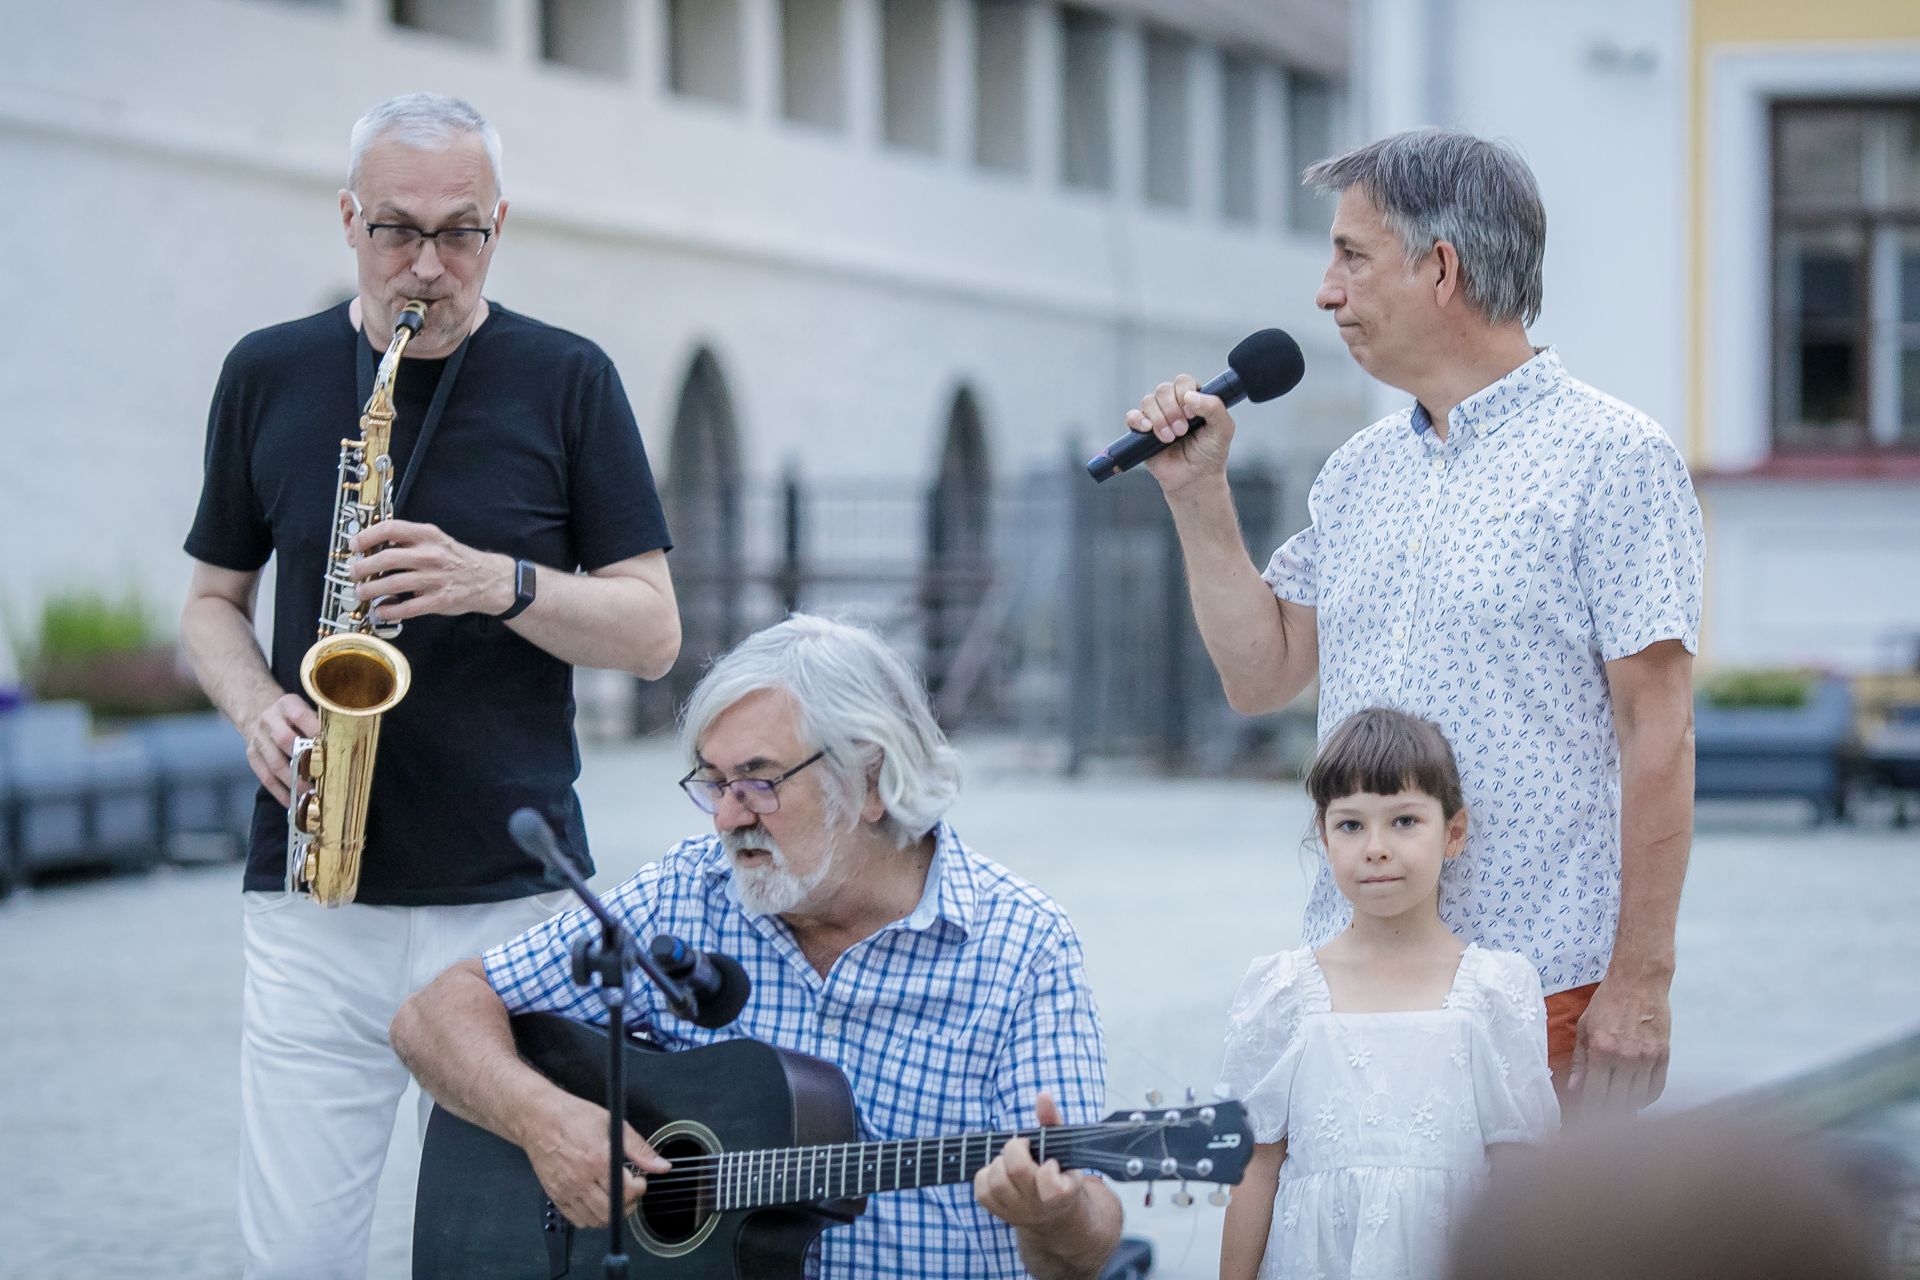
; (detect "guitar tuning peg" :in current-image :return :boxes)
[1145,1089,1163,1106]
[1172,1182,1194,1208]
[1185,1085,1197,1105]
[1209,1186,1229,1208]
[1143,1183,1155,1208]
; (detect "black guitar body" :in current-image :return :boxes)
[414,1014,866,1280]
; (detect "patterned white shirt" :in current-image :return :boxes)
[1262,348,1704,994]
[483,822,1107,1279]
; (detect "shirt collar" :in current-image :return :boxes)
[698,819,976,939]
[1410,345,1565,441]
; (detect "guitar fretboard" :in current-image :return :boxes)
[698,1126,1104,1211]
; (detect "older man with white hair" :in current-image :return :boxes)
[179,91,678,1277]
[1129,128,1703,1117]
[393,614,1124,1279]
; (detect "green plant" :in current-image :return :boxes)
[25,588,158,665]
[9,587,209,718]
[1701,668,1816,710]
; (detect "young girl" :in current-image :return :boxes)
[1218,706,1558,1280]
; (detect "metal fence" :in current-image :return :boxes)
[616,451,1301,773]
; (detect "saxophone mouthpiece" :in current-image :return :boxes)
[395,301,428,335]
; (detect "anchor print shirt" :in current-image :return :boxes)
[1262,348,1704,994]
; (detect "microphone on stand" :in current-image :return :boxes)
[649,937,752,1030]
[506,808,750,1029]
[1086,328,1306,482]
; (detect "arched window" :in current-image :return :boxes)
[922,385,992,704]
[641,347,745,729]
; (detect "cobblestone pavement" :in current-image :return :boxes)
[2,736,1917,1278]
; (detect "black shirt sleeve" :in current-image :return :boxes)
[566,355,672,572]
[183,343,273,572]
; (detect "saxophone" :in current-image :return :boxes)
[285,300,426,905]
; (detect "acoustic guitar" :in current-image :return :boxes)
[414,1013,1252,1279]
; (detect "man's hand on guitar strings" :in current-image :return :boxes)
[525,1091,671,1228]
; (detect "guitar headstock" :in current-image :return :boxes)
[1075,1093,1254,1204]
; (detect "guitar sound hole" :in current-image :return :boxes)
[637,1133,715,1246]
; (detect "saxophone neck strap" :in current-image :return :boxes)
[354,315,475,517]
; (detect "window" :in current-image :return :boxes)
[881,0,942,153]
[1772,101,1920,451]
[541,0,626,78]
[1141,26,1191,209]
[390,0,497,47]
[667,0,743,105]
[974,0,1028,173]
[1059,6,1112,192]
[1219,53,1258,223]
[1286,68,1337,235]
[781,0,845,130]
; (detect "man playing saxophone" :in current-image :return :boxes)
[179,92,680,1280]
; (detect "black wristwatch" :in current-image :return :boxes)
[497,558,536,621]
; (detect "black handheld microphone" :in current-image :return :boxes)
[649,936,753,1030]
[1086,328,1306,482]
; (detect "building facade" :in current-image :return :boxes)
[1359,0,1920,676]
[1,0,1364,730]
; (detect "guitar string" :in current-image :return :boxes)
[620,1123,1221,1213]
[622,1148,1163,1215]
[612,1117,1211,1172]
[626,1124,1185,1201]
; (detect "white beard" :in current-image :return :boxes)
[723,827,847,916]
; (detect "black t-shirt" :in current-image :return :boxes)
[185,301,671,904]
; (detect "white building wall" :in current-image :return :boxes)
[1703,482,1920,671]
[1353,0,1691,436]
[0,0,1364,680]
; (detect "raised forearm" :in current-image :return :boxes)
[1165,479,1313,715]
[492,554,680,679]
[1015,1180,1125,1280]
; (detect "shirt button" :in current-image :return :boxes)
[1409,538,1424,555]
[1392,625,1407,644]
[1430,457,1444,471]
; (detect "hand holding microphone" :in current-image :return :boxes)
[1088,328,1305,488]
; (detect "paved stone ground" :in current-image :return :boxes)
[2,735,1917,1279]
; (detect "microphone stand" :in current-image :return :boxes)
[531,828,701,1279]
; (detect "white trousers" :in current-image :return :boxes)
[237,888,569,1280]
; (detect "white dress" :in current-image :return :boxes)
[1218,944,1559,1280]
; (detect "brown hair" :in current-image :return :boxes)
[1304,707,1465,819]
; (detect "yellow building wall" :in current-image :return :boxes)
[1688,0,1920,463]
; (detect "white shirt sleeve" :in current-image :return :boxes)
[1468,950,1561,1147]
[1574,429,1705,662]
[1218,950,1307,1144]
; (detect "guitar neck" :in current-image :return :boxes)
[703,1125,1106,1212]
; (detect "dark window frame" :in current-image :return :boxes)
[1769,97,1920,456]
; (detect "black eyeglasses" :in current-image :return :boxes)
[351,193,496,258]
[679,751,827,816]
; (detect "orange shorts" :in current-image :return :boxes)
[1546,982,1599,1093]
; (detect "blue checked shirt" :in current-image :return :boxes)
[482,822,1108,1278]
[1262,348,1704,995]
